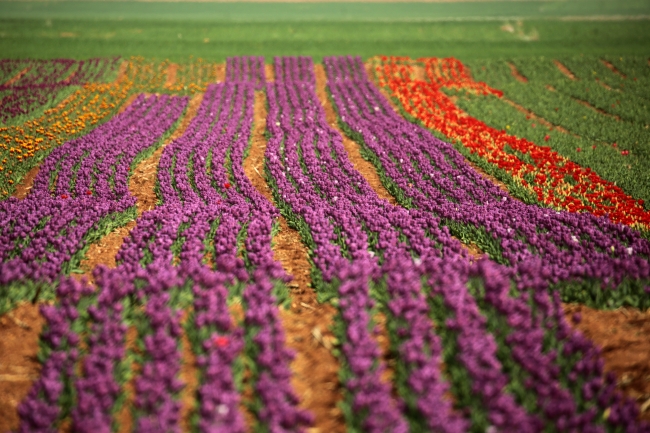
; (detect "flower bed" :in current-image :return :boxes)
[2,55,650,432]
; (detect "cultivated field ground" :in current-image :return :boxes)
[1,1,650,432]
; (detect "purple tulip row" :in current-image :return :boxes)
[264,55,547,431]
[132,269,185,432]
[0,94,187,285]
[191,265,247,433]
[265,56,650,431]
[381,253,469,433]
[266,56,443,431]
[17,277,94,433]
[510,260,646,431]
[69,266,133,432]
[323,55,650,430]
[418,256,649,432]
[11,53,650,432]
[225,56,266,90]
[323,55,650,299]
[111,66,308,430]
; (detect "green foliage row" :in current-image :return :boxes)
[465,56,650,209]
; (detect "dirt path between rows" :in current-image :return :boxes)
[0,303,45,433]
[2,67,30,88]
[564,304,650,422]
[245,86,345,433]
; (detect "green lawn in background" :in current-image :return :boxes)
[0,1,649,62]
[0,18,649,62]
[2,0,650,21]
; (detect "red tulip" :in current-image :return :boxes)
[214,336,229,348]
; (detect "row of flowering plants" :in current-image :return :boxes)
[327,55,650,310]
[260,55,650,431]
[0,92,188,314]
[13,56,313,432]
[369,55,650,232]
[5,53,650,432]
[0,56,221,200]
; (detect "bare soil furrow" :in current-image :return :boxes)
[554,59,578,80]
[0,303,45,433]
[244,84,345,433]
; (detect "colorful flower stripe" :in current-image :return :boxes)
[0,94,187,285]
[0,58,121,124]
[244,269,314,431]
[266,56,475,431]
[425,259,542,432]
[133,274,185,432]
[0,57,196,200]
[461,57,650,208]
[190,267,247,433]
[165,58,222,94]
[325,55,650,310]
[0,58,120,90]
[371,56,650,229]
[336,260,408,433]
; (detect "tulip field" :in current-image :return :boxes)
[1,53,649,433]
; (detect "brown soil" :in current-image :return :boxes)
[572,97,622,121]
[411,64,427,82]
[0,303,46,433]
[508,62,528,83]
[596,78,614,91]
[118,93,140,115]
[245,87,345,433]
[466,160,509,194]
[563,303,650,422]
[62,70,77,86]
[179,313,198,433]
[601,59,627,79]
[2,67,30,87]
[165,63,179,88]
[501,95,574,136]
[373,312,395,386]
[11,166,40,199]
[215,64,226,82]
[115,60,129,84]
[265,64,275,82]
[554,60,578,81]
[77,222,138,283]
